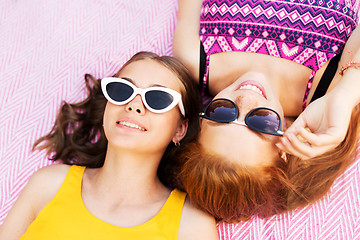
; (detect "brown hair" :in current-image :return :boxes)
[179,105,360,223]
[33,51,201,188]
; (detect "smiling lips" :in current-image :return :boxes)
[116,121,147,131]
[236,80,267,99]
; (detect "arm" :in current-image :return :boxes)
[178,198,219,240]
[0,164,70,239]
[278,25,360,159]
[173,0,203,82]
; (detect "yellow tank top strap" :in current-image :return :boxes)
[50,165,85,206]
[59,165,85,192]
[152,189,187,239]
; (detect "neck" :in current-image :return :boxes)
[88,144,168,202]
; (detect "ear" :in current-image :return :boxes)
[172,119,188,143]
[280,151,288,163]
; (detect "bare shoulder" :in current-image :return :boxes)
[7,164,71,220]
[30,164,71,191]
[178,197,219,240]
[21,164,71,212]
[31,163,71,181]
[0,164,71,239]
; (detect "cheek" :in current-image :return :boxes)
[103,103,112,120]
[199,124,229,154]
[274,101,285,124]
[102,103,116,136]
[103,104,109,122]
[214,89,232,99]
[154,112,182,138]
[161,113,180,133]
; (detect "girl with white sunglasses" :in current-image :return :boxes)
[0,52,218,239]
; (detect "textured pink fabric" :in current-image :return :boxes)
[1,1,360,239]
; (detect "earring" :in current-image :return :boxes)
[174,142,180,147]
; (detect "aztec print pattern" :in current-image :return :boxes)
[200,0,359,71]
[1,1,360,239]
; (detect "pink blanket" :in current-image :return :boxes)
[1,1,359,239]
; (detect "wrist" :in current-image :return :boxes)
[331,71,360,108]
[339,61,360,76]
[333,53,360,107]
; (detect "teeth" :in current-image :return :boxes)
[239,84,264,97]
[117,121,146,131]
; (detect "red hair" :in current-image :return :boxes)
[179,142,288,222]
[179,105,360,223]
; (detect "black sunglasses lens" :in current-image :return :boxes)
[246,109,280,133]
[205,99,237,122]
[106,82,134,102]
[145,90,174,110]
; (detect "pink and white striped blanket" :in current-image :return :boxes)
[1,1,359,239]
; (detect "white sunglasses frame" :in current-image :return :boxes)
[101,77,186,116]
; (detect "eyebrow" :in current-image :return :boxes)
[121,77,167,88]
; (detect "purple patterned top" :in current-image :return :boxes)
[199,0,359,108]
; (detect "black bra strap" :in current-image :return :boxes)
[310,51,342,103]
[199,41,207,88]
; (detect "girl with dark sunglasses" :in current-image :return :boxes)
[0,52,218,239]
[173,0,360,222]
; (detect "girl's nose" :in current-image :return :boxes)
[125,95,146,115]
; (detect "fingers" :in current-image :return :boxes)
[276,134,313,160]
[276,131,338,160]
[296,127,346,147]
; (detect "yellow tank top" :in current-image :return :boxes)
[20,165,186,240]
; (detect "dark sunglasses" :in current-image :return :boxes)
[101,77,185,116]
[200,98,283,136]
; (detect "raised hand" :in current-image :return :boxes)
[276,90,354,160]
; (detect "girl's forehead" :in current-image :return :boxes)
[118,60,182,90]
